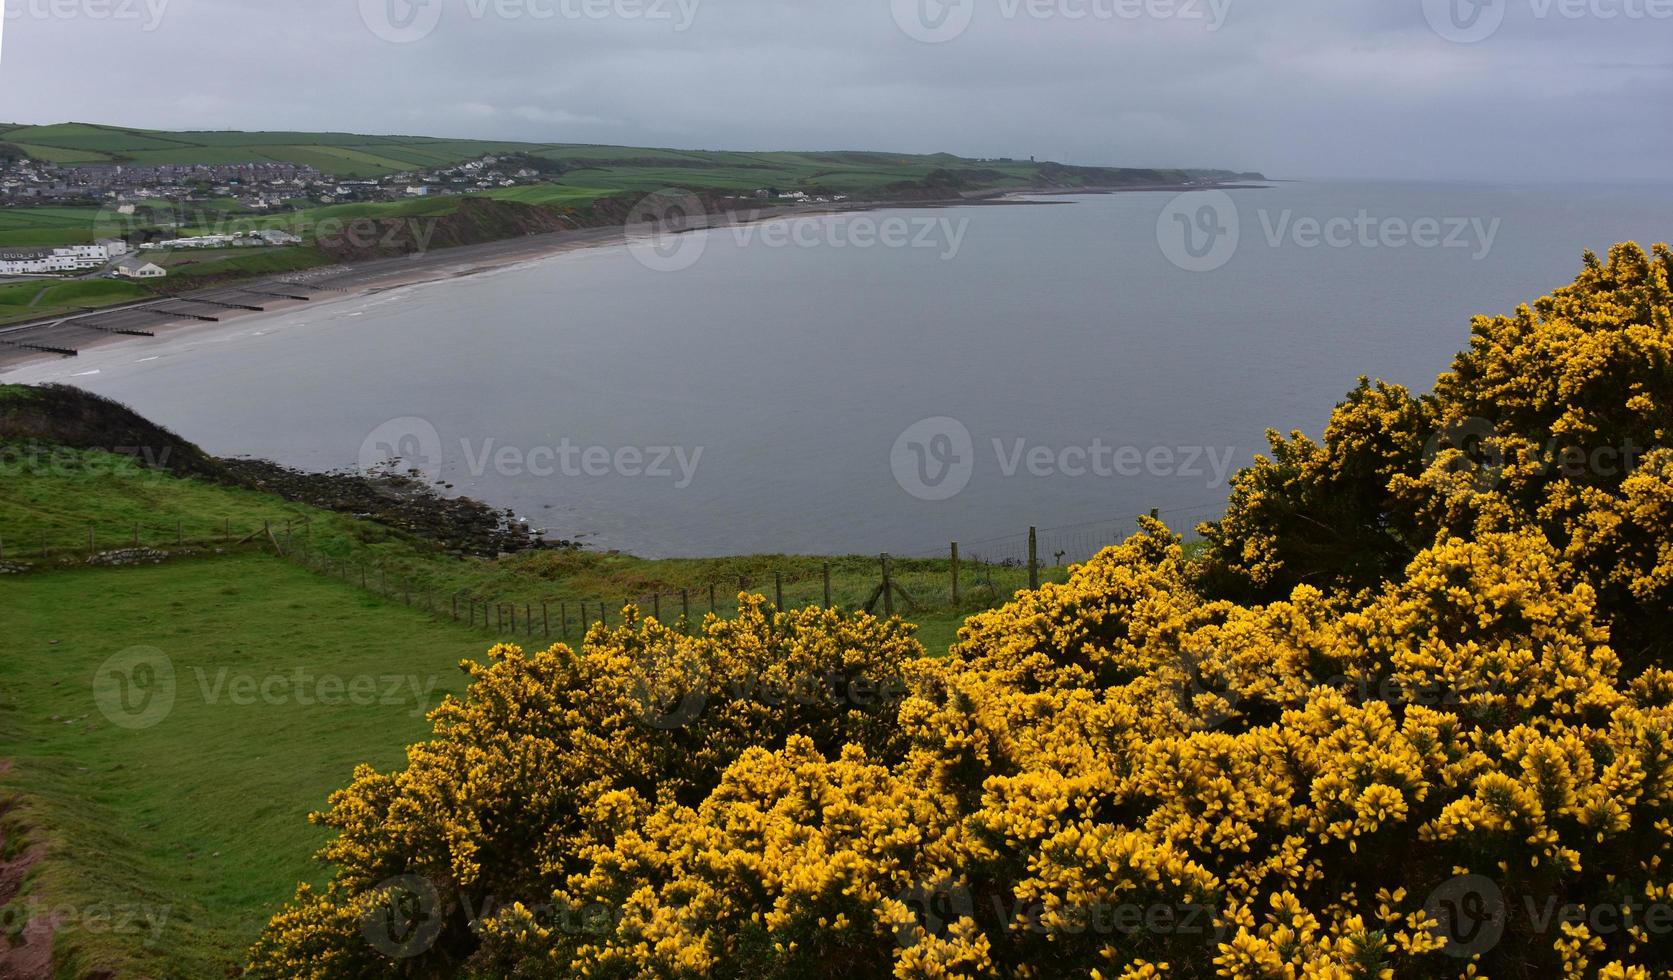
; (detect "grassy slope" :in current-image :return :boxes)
[0,425,1080,974]
[0,441,1061,653]
[0,555,491,977]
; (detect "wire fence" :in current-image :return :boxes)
[2,506,1223,641]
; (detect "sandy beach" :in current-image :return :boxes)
[0,184,1254,376]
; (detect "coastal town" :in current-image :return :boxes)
[0,152,553,208]
[0,149,557,281]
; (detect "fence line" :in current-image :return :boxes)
[3,509,1200,641]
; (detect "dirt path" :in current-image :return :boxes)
[0,762,52,980]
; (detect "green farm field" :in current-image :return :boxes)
[0,384,1092,974]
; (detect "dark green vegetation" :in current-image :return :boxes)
[0,384,1070,974]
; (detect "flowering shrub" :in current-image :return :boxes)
[1197,243,1673,667]
[250,246,1673,979]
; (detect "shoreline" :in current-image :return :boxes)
[0,182,1266,375]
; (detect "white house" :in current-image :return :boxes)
[146,235,236,250]
[0,244,112,276]
[114,257,167,279]
[97,238,130,257]
[255,228,301,246]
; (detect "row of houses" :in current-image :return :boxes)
[139,229,302,250]
[0,240,130,276]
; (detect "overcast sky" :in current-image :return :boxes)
[0,0,1669,180]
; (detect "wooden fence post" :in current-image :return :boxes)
[652,593,661,621]
[542,602,549,639]
[681,588,690,627]
[950,542,961,604]
[561,601,569,639]
[774,572,784,610]
[709,582,717,615]
[823,563,832,609]
[1028,527,1039,589]
[881,554,894,618]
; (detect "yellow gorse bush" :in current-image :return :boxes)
[250,246,1673,979]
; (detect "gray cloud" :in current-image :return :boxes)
[1,0,1669,179]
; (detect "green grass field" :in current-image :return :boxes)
[0,443,1055,654]
[0,429,1084,974]
[0,555,492,977]
[0,278,155,325]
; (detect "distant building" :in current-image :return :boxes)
[114,257,167,279]
[0,243,112,275]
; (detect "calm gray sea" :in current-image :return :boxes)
[11,181,1673,558]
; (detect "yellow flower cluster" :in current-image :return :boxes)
[1200,242,1673,669]
[250,246,1673,979]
